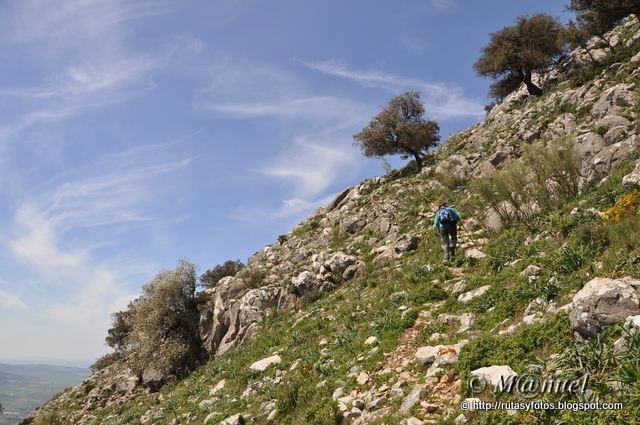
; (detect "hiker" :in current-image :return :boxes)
[434,200,460,262]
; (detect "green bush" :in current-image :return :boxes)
[200,259,245,288]
[473,138,581,228]
[125,260,204,383]
[90,352,121,373]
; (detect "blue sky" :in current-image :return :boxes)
[0,0,569,363]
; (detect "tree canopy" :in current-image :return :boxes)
[200,259,245,288]
[567,0,639,43]
[474,14,564,99]
[353,91,439,171]
[102,260,204,387]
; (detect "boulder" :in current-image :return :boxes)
[200,284,281,358]
[546,113,577,138]
[591,83,639,118]
[435,155,478,180]
[365,336,378,346]
[210,379,226,396]
[415,340,468,365]
[458,285,491,304]
[291,271,316,296]
[596,115,631,130]
[220,414,245,425]
[569,277,640,338]
[465,248,486,259]
[142,367,166,392]
[471,365,517,388]
[623,159,640,187]
[396,384,426,416]
[250,354,282,372]
[373,234,419,263]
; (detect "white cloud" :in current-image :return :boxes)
[0,289,28,311]
[429,0,457,10]
[300,59,484,120]
[258,136,356,198]
[198,96,368,125]
[231,193,338,223]
[0,0,171,46]
[5,145,193,358]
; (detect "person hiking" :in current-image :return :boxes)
[434,199,460,262]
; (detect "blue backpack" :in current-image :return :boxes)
[438,207,455,224]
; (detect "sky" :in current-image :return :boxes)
[0,0,570,364]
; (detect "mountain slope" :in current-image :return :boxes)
[24,15,640,425]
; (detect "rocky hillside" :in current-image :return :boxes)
[25,16,640,425]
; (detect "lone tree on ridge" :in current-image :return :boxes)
[353,91,439,171]
[474,14,564,99]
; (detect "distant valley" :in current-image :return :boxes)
[0,363,88,425]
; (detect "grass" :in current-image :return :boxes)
[27,22,640,424]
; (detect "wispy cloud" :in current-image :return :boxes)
[300,59,484,120]
[0,0,172,46]
[259,135,356,198]
[231,193,338,223]
[0,289,28,311]
[7,145,193,352]
[198,96,368,125]
[196,58,371,222]
[429,0,457,10]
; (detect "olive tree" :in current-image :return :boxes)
[353,91,439,171]
[567,0,639,46]
[125,260,204,383]
[474,14,564,99]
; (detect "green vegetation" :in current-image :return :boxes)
[472,137,581,229]
[25,4,640,425]
[474,14,564,98]
[353,91,440,171]
[200,260,245,288]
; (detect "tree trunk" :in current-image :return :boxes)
[522,71,542,97]
[412,152,423,171]
[579,42,596,63]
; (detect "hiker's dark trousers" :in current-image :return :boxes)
[439,223,457,260]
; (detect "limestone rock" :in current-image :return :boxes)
[396,384,426,416]
[250,354,282,372]
[465,248,486,259]
[458,285,491,304]
[471,365,517,388]
[569,277,640,338]
[623,159,640,187]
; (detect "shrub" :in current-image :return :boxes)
[126,260,204,383]
[238,267,266,289]
[90,352,120,373]
[200,260,245,288]
[473,138,581,228]
[105,309,133,355]
[522,138,581,209]
[603,190,640,222]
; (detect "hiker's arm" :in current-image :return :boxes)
[433,212,438,229]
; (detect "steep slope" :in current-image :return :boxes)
[24,16,640,425]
